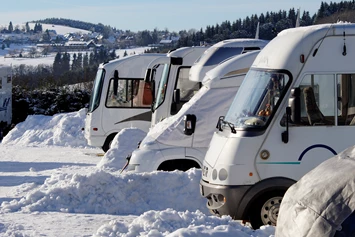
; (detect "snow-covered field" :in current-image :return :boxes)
[0,23,151,67]
[0,46,150,67]
[0,110,276,236]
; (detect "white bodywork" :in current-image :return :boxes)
[0,65,12,125]
[200,23,355,225]
[126,51,259,172]
[84,53,164,149]
[189,39,268,82]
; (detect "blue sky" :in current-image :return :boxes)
[0,0,341,32]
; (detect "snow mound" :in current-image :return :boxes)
[97,128,147,171]
[0,169,208,216]
[94,208,275,237]
[2,109,89,147]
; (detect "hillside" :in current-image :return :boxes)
[0,22,91,35]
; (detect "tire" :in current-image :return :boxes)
[102,133,117,153]
[248,190,286,229]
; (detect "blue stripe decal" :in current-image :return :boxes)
[298,144,337,161]
[257,161,301,165]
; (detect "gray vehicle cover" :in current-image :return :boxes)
[275,146,355,237]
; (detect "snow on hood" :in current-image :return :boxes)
[2,108,89,148]
[0,168,208,216]
[142,85,237,148]
[97,128,147,171]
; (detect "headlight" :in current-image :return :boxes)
[218,168,228,181]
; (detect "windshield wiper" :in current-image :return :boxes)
[216,116,236,134]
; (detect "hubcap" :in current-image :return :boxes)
[260,196,282,226]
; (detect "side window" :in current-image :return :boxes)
[282,74,336,126]
[176,67,200,102]
[337,74,355,125]
[106,79,151,108]
[7,75,11,83]
[0,77,2,89]
[132,81,152,107]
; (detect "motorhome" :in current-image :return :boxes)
[0,65,12,140]
[145,47,208,127]
[199,23,355,229]
[84,53,164,152]
[123,51,259,172]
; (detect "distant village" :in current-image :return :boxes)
[0,23,180,58]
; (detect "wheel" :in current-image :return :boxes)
[102,133,117,153]
[248,190,285,229]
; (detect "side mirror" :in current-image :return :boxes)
[289,87,301,124]
[113,70,119,96]
[184,114,196,135]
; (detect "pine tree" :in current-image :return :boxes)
[53,52,62,77]
[8,21,13,33]
[25,22,30,33]
[83,52,89,68]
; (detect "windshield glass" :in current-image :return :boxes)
[88,68,105,112]
[194,47,243,66]
[224,69,291,129]
[152,63,170,111]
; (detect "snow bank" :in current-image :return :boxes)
[2,109,89,147]
[97,128,147,170]
[0,168,208,216]
[94,209,275,237]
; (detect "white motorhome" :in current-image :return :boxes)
[145,47,208,127]
[0,65,12,139]
[84,53,164,152]
[123,51,259,172]
[189,39,268,82]
[200,23,355,229]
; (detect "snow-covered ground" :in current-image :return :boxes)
[0,109,276,236]
[0,46,150,67]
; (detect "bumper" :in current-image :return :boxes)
[199,179,251,220]
[85,134,105,147]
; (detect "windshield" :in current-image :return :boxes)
[224,69,291,129]
[193,47,243,66]
[88,68,105,112]
[152,63,170,111]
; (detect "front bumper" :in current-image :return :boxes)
[200,179,251,220]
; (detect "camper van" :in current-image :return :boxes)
[145,47,208,127]
[0,65,12,140]
[123,51,259,172]
[199,23,355,229]
[189,39,268,82]
[84,53,164,152]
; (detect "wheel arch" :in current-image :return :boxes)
[157,157,201,171]
[239,177,296,220]
[102,132,118,152]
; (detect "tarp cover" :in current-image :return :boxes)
[276,146,355,237]
[142,85,237,148]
